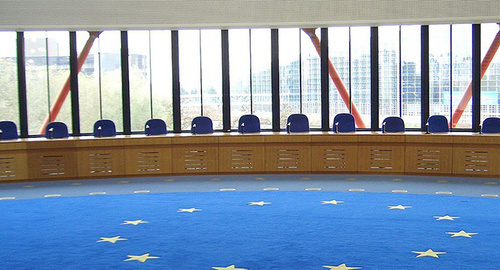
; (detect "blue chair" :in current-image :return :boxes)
[333,113,355,133]
[427,115,449,133]
[0,121,19,140]
[382,116,405,133]
[191,116,213,134]
[238,114,261,134]
[286,114,309,133]
[93,119,116,137]
[145,119,167,136]
[481,117,500,134]
[45,122,69,139]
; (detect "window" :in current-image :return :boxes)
[328,27,350,123]
[77,31,123,133]
[0,31,19,127]
[229,29,272,129]
[179,30,222,130]
[481,23,500,122]
[25,31,71,135]
[128,30,173,132]
[350,27,371,128]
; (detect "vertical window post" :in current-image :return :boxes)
[222,30,231,131]
[121,31,131,134]
[271,29,280,131]
[171,31,181,133]
[16,32,28,138]
[69,31,80,136]
[321,28,329,131]
[421,25,430,130]
[370,26,379,130]
[472,24,481,132]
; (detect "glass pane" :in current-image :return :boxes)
[350,26,371,128]
[401,25,421,128]
[201,30,222,130]
[78,31,123,133]
[128,30,152,132]
[429,25,451,123]
[251,29,272,129]
[151,30,173,131]
[301,28,321,128]
[451,24,472,129]
[179,30,201,130]
[0,32,19,127]
[279,28,300,128]
[229,29,251,129]
[379,26,400,125]
[481,23,500,123]
[25,31,71,135]
[328,27,350,127]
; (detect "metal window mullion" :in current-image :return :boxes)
[271,29,280,131]
[221,30,231,131]
[17,32,28,138]
[171,31,181,133]
[321,28,329,131]
[421,25,430,131]
[370,26,379,130]
[472,24,481,131]
[121,31,131,134]
[69,31,80,136]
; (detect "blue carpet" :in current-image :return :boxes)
[0,191,498,269]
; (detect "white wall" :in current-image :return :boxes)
[0,0,499,30]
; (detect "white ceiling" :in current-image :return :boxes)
[0,0,498,30]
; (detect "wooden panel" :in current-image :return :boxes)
[172,146,218,174]
[265,145,311,172]
[452,146,499,176]
[311,145,358,172]
[310,133,358,143]
[219,145,265,172]
[358,144,405,173]
[77,149,125,177]
[405,145,452,174]
[0,152,28,181]
[124,147,172,175]
[28,150,77,180]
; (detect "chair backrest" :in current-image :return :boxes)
[45,122,69,139]
[238,114,261,133]
[333,113,355,133]
[382,116,405,133]
[427,115,449,133]
[287,114,309,133]
[93,119,116,137]
[0,121,19,140]
[481,117,500,134]
[191,116,213,134]
[145,119,167,136]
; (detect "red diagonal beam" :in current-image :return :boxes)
[39,31,101,134]
[451,26,500,128]
[302,28,366,128]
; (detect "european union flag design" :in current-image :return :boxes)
[0,190,498,269]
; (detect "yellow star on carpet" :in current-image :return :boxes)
[123,253,159,263]
[412,249,446,258]
[323,263,361,269]
[212,265,247,270]
[97,236,127,243]
[434,215,459,221]
[446,230,478,238]
[321,200,345,205]
[249,201,271,206]
[178,208,202,213]
[388,205,411,210]
[121,220,148,225]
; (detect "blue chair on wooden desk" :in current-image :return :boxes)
[93,119,116,137]
[191,116,213,134]
[0,121,19,140]
[382,116,405,133]
[481,117,500,134]
[45,122,69,139]
[333,113,355,133]
[286,114,309,133]
[145,119,167,136]
[427,115,449,133]
[238,114,261,134]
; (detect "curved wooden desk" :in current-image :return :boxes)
[0,132,498,182]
